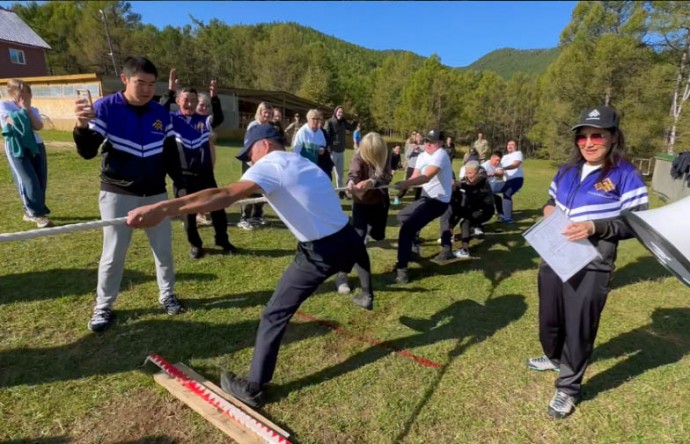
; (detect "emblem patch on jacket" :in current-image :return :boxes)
[152,120,163,131]
[594,178,615,192]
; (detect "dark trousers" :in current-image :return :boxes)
[493,194,503,216]
[538,263,610,397]
[351,199,389,290]
[396,197,449,268]
[248,224,372,384]
[5,143,50,217]
[241,161,264,220]
[397,167,422,201]
[176,174,229,248]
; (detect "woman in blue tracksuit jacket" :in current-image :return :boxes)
[526,106,649,419]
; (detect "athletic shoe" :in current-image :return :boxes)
[220,372,263,408]
[161,294,186,315]
[433,247,455,261]
[196,214,212,226]
[22,213,35,223]
[502,218,515,224]
[453,248,470,259]
[394,268,409,284]
[548,390,577,419]
[250,216,266,226]
[497,214,505,222]
[392,197,400,206]
[34,216,53,228]
[526,355,560,372]
[335,272,351,294]
[189,246,205,260]
[216,241,238,255]
[473,226,484,236]
[351,291,373,310]
[88,308,113,333]
[237,220,254,231]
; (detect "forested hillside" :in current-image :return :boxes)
[467,48,561,79]
[8,1,690,158]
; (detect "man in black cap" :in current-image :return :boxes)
[126,123,374,407]
[392,128,454,283]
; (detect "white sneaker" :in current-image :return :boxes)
[23,213,35,223]
[335,272,351,294]
[453,248,470,259]
[237,220,254,231]
[196,214,212,226]
[34,216,53,228]
[473,227,484,236]
[548,390,577,419]
[526,355,559,372]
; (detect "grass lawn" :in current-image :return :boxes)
[1,135,689,444]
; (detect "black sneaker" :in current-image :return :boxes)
[351,291,373,310]
[216,241,237,255]
[394,268,409,284]
[220,372,263,408]
[88,308,114,333]
[161,294,186,315]
[433,247,455,261]
[189,246,205,259]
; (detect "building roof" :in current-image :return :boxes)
[0,7,51,50]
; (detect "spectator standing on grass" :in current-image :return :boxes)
[0,79,52,228]
[73,56,187,333]
[126,123,374,408]
[238,102,271,230]
[353,122,362,150]
[293,109,332,178]
[473,131,490,161]
[390,144,402,171]
[525,106,648,419]
[284,112,302,148]
[161,69,235,260]
[394,131,423,205]
[324,105,358,199]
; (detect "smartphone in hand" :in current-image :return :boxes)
[76,89,93,109]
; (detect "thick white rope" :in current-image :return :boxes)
[0,185,405,243]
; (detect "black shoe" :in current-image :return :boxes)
[216,241,237,255]
[433,247,455,261]
[351,291,373,310]
[220,372,263,408]
[189,246,205,259]
[161,294,186,315]
[339,191,347,200]
[88,308,114,332]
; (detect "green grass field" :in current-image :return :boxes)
[1,136,689,444]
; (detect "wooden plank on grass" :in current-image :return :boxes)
[174,363,289,439]
[153,372,264,444]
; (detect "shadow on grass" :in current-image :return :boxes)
[610,255,671,289]
[0,269,216,305]
[583,307,690,402]
[0,315,328,388]
[270,294,527,412]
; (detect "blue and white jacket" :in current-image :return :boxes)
[171,112,213,175]
[546,160,649,271]
[74,91,184,196]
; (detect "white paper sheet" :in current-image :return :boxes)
[523,208,601,282]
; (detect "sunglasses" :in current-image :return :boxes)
[575,133,607,147]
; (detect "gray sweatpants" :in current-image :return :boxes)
[330,151,345,189]
[95,191,175,310]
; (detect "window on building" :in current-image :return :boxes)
[9,48,26,65]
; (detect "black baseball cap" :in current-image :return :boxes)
[571,106,620,131]
[423,128,443,143]
[237,124,282,162]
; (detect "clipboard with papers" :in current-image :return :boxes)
[523,207,601,282]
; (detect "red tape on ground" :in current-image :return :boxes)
[295,311,443,369]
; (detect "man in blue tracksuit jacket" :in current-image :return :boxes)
[73,56,187,333]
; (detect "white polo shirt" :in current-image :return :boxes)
[241,150,348,242]
[415,148,453,203]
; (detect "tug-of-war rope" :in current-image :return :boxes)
[0,186,402,243]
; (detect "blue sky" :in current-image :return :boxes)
[1,1,578,67]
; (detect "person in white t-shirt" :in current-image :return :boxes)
[497,140,524,223]
[392,128,453,283]
[126,124,373,408]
